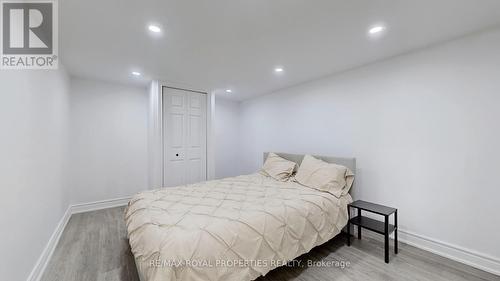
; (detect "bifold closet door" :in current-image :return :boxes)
[162,87,207,187]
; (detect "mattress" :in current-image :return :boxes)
[125,173,352,281]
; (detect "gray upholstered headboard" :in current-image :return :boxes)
[263,152,356,188]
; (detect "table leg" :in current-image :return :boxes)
[395,210,398,254]
[385,215,389,263]
[347,206,351,246]
[357,208,362,239]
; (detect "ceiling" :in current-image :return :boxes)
[60,0,500,100]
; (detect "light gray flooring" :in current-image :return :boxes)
[41,207,499,281]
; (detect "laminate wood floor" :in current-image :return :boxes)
[41,207,499,281]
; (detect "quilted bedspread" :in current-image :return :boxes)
[125,173,352,281]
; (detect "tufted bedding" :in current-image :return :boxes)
[125,173,352,281]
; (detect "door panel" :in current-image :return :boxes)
[188,159,203,183]
[163,87,207,187]
[170,114,184,147]
[189,115,201,146]
[163,89,187,186]
[186,92,206,185]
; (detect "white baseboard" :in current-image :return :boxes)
[70,196,131,214]
[398,229,500,276]
[26,206,71,281]
[26,196,131,281]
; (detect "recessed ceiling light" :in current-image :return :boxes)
[368,25,386,35]
[132,71,141,76]
[274,67,284,73]
[226,89,232,93]
[148,25,161,33]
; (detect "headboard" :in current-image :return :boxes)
[263,152,356,188]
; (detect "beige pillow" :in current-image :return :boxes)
[294,155,354,197]
[261,153,297,181]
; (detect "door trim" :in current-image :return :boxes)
[163,86,207,95]
[147,81,215,189]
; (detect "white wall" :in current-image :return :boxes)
[0,68,70,281]
[147,81,162,189]
[215,98,241,179]
[238,28,500,265]
[68,78,148,204]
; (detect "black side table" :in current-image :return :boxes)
[347,200,398,263]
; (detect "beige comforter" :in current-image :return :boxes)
[125,173,352,281]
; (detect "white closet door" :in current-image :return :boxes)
[162,87,207,187]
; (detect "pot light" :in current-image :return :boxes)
[368,25,386,35]
[132,71,141,76]
[148,25,161,33]
[274,67,284,73]
[225,89,232,93]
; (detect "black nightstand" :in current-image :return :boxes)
[347,200,398,263]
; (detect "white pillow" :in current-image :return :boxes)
[261,153,297,181]
[294,155,354,197]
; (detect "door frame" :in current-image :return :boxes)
[148,80,215,189]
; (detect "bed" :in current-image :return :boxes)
[125,152,355,281]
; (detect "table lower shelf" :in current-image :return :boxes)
[349,216,395,235]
